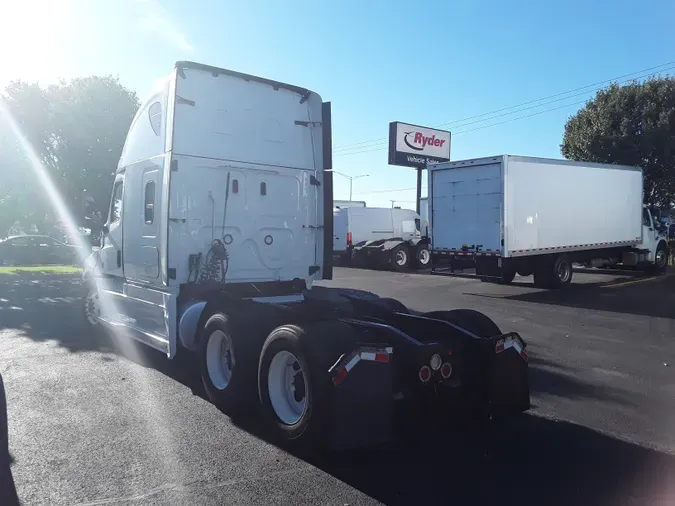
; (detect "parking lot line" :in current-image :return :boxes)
[601,275,666,288]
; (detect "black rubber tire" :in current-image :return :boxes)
[422,309,502,338]
[653,242,669,273]
[414,243,431,269]
[550,255,573,288]
[516,265,533,277]
[258,321,357,448]
[83,287,107,340]
[390,244,411,272]
[499,268,516,285]
[198,311,262,414]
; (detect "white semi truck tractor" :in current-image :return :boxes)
[429,155,669,288]
[82,62,529,450]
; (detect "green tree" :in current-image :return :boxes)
[561,77,675,207]
[0,75,139,235]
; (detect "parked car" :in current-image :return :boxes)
[0,235,82,266]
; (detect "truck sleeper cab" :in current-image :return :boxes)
[83,62,529,450]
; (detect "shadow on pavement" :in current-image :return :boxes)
[0,275,106,354]
[0,373,20,506]
[4,275,673,505]
[473,272,675,320]
[308,414,675,506]
[529,358,633,406]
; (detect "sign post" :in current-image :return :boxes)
[387,122,451,214]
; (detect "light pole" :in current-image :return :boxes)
[330,171,369,201]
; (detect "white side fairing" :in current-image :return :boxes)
[168,66,324,287]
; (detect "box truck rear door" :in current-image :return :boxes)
[432,162,501,253]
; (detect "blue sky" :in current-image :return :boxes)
[2,0,674,208]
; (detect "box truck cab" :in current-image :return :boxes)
[428,155,669,288]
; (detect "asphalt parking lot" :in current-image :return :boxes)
[1,267,675,505]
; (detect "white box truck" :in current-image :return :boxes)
[334,207,430,271]
[429,155,670,288]
[82,62,529,450]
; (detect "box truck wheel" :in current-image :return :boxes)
[391,244,411,272]
[499,267,517,284]
[653,242,668,272]
[258,321,357,448]
[199,311,261,414]
[535,255,572,288]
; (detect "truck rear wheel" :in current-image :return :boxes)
[258,321,356,448]
[199,311,260,414]
[391,244,411,272]
[415,244,431,269]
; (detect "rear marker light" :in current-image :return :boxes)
[440,362,453,379]
[332,368,348,386]
[419,365,432,383]
[347,232,353,246]
[331,346,393,385]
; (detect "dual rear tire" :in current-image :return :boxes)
[199,313,356,447]
[390,243,431,272]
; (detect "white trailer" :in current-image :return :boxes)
[429,155,669,288]
[82,62,529,450]
[333,207,429,270]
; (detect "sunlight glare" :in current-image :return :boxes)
[0,97,182,489]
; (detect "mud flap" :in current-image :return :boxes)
[352,247,388,270]
[486,333,530,417]
[326,346,394,451]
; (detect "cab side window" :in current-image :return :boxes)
[109,181,124,224]
[642,208,652,228]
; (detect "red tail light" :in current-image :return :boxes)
[440,362,453,379]
[347,232,352,246]
[419,365,432,383]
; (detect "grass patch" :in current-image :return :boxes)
[0,265,82,276]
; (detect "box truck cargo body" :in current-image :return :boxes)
[429,155,669,288]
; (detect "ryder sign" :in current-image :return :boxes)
[388,122,451,168]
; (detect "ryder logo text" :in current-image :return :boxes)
[403,131,447,151]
